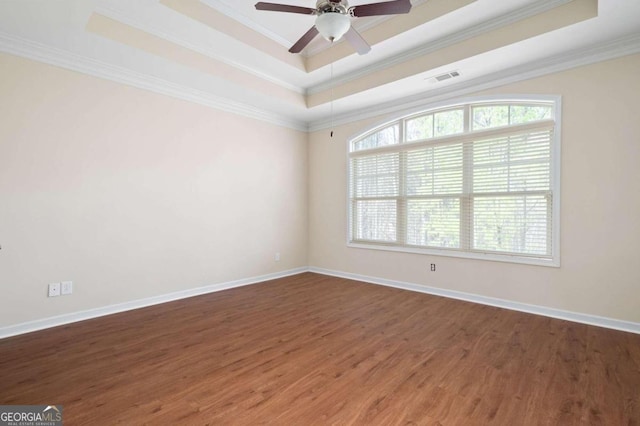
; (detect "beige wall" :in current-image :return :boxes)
[0,53,308,327]
[1,51,638,331]
[309,53,640,324]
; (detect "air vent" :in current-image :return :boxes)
[428,71,461,83]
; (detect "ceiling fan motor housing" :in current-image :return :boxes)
[316,0,350,15]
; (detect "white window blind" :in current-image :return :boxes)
[348,100,559,266]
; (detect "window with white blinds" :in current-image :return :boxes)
[348,100,560,266]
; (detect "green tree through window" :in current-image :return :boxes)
[348,99,559,265]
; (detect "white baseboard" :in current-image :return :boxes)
[4,266,638,339]
[0,267,308,339]
[309,267,640,335]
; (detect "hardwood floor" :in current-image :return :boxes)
[1,272,639,425]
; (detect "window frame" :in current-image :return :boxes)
[346,95,561,267]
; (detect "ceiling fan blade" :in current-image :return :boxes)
[351,0,412,17]
[289,26,319,53]
[255,2,316,15]
[343,26,371,55]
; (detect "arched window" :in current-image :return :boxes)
[348,97,560,266]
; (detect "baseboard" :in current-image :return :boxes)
[309,267,640,335]
[5,266,638,339]
[0,267,309,339]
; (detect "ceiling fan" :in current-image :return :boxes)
[255,0,412,55]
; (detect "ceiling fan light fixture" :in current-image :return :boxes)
[315,12,351,42]
[256,0,413,53]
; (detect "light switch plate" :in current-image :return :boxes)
[61,281,73,295]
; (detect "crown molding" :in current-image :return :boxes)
[1,24,638,134]
[0,31,308,132]
[200,0,293,48]
[308,32,640,132]
[307,0,574,95]
[95,4,305,94]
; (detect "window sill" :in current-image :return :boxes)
[347,241,560,268]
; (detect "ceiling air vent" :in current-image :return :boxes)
[429,71,461,83]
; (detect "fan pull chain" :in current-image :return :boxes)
[330,61,334,138]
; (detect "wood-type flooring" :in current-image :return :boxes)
[1,273,639,425]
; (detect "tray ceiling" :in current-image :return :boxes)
[0,0,639,131]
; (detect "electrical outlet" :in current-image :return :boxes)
[61,281,73,295]
[430,263,436,272]
[275,252,281,262]
[48,283,61,297]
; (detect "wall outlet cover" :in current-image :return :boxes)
[48,283,61,297]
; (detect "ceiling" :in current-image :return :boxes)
[0,0,639,131]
